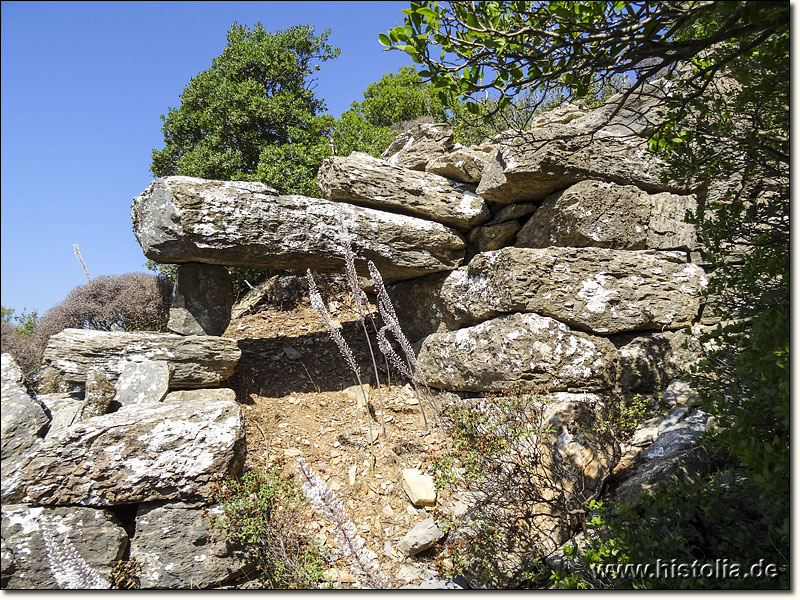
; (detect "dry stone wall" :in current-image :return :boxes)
[2,85,714,589]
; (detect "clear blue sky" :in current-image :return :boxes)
[1,0,415,317]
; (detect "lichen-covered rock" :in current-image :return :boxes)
[516,180,697,250]
[618,328,703,392]
[81,368,116,419]
[132,176,465,280]
[477,128,686,204]
[425,145,496,184]
[131,501,254,589]
[391,247,707,339]
[417,313,619,392]
[1,354,50,502]
[37,393,84,441]
[1,504,127,589]
[19,388,245,506]
[317,152,489,230]
[381,122,454,170]
[168,263,234,336]
[113,360,171,406]
[42,328,240,389]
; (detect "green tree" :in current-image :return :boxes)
[151,22,340,195]
[384,0,788,587]
[329,66,448,157]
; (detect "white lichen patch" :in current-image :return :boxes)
[577,274,618,313]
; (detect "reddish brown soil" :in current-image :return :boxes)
[222,292,454,588]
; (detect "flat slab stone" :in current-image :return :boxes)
[516,179,697,251]
[417,312,619,393]
[132,176,465,281]
[476,128,686,204]
[318,152,490,231]
[19,389,245,506]
[42,328,240,389]
[392,247,707,338]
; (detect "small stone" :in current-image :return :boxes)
[283,448,302,457]
[382,505,394,517]
[398,517,445,556]
[401,469,437,507]
[348,465,357,486]
[283,347,302,361]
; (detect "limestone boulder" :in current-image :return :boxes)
[516,180,697,250]
[417,312,619,392]
[398,518,444,557]
[425,145,496,184]
[618,328,703,392]
[317,152,489,231]
[381,122,454,170]
[477,128,686,204]
[392,247,707,339]
[131,501,254,589]
[168,263,234,336]
[1,354,50,502]
[19,388,245,506]
[466,221,521,256]
[132,176,465,281]
[41,328,240,389]
[1,504,127,589]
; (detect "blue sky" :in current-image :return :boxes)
[1,0,415,317]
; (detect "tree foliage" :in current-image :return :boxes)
[384,0,789,587]
[151,23,339,195]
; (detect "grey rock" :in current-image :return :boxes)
[425,145,495,184]
[663,378,701,407]
[397,517,445,556]
[132,176,465,281]
[381,122,454,171]
[466,220,521,256]
[131,501,254,589]
[567,81,671,138]
[318,152,490,231]
[477,128,685,204]
[618,328,703,392]
[1,354,50,502]
[42,328,240,389]
[614,444,712,506]
[168,263,234,336]
[487,202,537,224]
[529,102,588,129]
[516,180,697,251]
[392,247,707,338]
[646,407,710,461]
[417,312,619,392]
[82,368,116,419]
[19,388,245,506]
[38,393,84,441]
[1,504,127,589]
[113,360,171,406]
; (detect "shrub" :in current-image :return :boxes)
[205,468,328,589]
[1,273,171,375]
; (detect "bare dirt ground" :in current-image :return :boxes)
[222,287,460,588]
